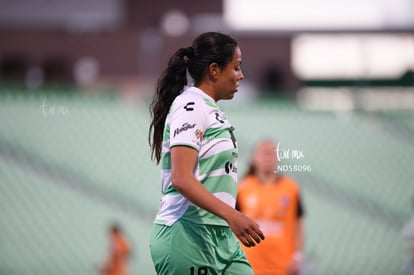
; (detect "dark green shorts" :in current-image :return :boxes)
[150,219,253,275]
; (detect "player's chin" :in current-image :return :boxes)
[227,89,238,100]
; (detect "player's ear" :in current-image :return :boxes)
[208,62,220,81]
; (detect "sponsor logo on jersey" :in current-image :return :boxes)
[224,161,237,174]
[173,123,196,137]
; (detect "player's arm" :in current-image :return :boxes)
[170,145,264,247]
[294,194,305,256]
[289,194,305,275]
[294,218,305,258]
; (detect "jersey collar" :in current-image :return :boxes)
[186,86,216,105]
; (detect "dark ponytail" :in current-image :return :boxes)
[149,46,193,163]
[149,32,238,164]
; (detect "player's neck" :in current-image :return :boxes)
[256,171,277,185]
[196,83,218,102]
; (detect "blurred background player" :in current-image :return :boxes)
[237,139,305,275]
[100,223,131,275]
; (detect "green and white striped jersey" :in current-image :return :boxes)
[154,87,239,226]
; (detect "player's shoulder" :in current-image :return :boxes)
[238,175,258,190]
[173,87,211,110]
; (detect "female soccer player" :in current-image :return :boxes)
[149,32,264,275]
[237,140,305,275]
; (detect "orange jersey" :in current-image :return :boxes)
[237,175,303,275]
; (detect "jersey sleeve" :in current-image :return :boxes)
[169,99,207,151]
[297,192,305,218]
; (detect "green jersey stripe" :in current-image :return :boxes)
[199,148,236,175]
[202,175,237,197]
[163,124,170,141]
[203,127,232,141]
[160,152,171,170]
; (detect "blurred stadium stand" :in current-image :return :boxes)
[1,91,413,274]
[0,0,413,275]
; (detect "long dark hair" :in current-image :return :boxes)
[149,32,238,163]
